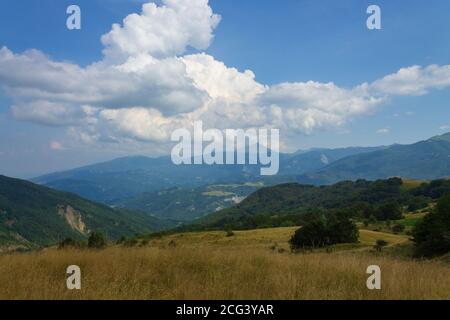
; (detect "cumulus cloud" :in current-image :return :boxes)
[371,65,450,96]
[0,0,450,151]
[101,0,221,61]
[0,47,206,116]
[376,128,390,134]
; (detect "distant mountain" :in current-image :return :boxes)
[31,133,450,223]
[279,146,385,175]
[33,156,265,203]
[0,175,171,251]
[298,133,450,185]
[33,146,382,205]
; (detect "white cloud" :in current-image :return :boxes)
[101,0,221,61]
[0,0,450,151]
[440,125,450,131]
[0,47,206,116]
[50,141,65,151]
[371,65,450,96]
[99,107,173,142]
[376,128,390,134]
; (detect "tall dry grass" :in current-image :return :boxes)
[0,245,449,300]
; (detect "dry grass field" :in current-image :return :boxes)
[0,227,449,300]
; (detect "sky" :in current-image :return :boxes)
[0,0,450,178]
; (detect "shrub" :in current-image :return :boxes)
[368,215,378,224]
[224,225,235,237]
[88,231,107,249]
[123,238,138,247]
[116,236,126,245]
[225,230,235,237]
[374,239,388,252]
[392,224,405,234]
[58,238,83,249]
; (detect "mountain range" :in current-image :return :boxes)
[1,132,449,250]
[31,133,450,222]
[297,132,450,185]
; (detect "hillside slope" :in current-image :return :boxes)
[298,133,450,185]
[0,175,170,250]
[189,178,450,230]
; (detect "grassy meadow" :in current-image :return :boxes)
[0,227,449,300]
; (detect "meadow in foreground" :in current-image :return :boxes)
[0,227,449,300]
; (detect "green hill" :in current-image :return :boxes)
[187,178,450,231]
[298,133,450,185]
[0,175,171,251]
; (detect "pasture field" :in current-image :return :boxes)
[0,227,448,300]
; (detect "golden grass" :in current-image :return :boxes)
[0,227,448,300]
[358,230,409,246]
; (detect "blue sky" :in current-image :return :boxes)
[0,0,450,177]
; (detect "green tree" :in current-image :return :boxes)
[88,231,107,249]
[376,202,403,221]
[327,213,359,244]
[289,218,328,249]
[289,214,359,250]
[413,193,450,257]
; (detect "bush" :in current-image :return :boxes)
[289,214,359,250]
[116,236,126,245]
[413,193,450,257]
[225,230,235,237]
[88,231,107,249]
[58,237,83,249]
[392,224,405,234]
[374,239,388,252]
[123,238,138,247]
[368,215,378,224]
[224,225,235,237]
